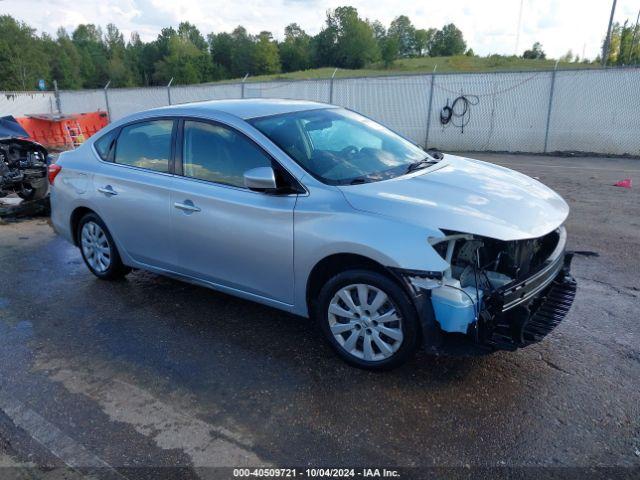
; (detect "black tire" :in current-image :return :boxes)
[315,269,421,371]
[17,182,48,201]
[77,212,130,280]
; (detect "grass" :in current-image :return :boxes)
[236,55,598,83]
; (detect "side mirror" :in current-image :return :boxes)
[243,167,277,192]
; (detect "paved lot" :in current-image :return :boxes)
[0,154,639,478]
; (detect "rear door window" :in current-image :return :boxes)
[114,120,174,173]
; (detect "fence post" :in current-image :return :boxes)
[329,68,338,104]
[241,73,249,99]
[103,80,112,123]
[543,62,558,153]
[424,66,437,149]
[53,80,62,115]
[167,77,174,105]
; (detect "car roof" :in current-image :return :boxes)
[150,98,337,120]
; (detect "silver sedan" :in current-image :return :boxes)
[50,99,575,369]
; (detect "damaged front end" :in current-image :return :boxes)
[402,227,576,354]
[0,116,49,202]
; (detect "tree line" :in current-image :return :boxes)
[601,20,640,65]
[0,7,468,90]
[520,21,640,65]
[1,6,638,92]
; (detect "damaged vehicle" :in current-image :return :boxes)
[50,99,576,370]
[0,116,49,201]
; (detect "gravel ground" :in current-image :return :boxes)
[0,154,638,478]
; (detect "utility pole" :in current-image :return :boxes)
[602,0,618,66]
[515,0,524,55]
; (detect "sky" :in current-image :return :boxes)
[3,0,640,60]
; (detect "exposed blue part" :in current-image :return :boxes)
[432,287,482,334]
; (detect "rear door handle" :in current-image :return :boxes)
[174,201,201,213]
[97,185,118,196]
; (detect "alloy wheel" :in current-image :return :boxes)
[328,283,403,362]
[81,221,111,273]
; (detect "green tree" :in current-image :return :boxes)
[209,32,234,76]
[371,20,386,42]
[331,6,379,69]
[177,22,215,81]
[107,55,133,86]
[105,23,125,58]
[138,42,161,85]
[0,15,49,90]
[414,28,435,56]
[124,32,146,86]
[559,49,573,63]
[311,25,338,67]
[388,15,416,57]
[253,31,281,75]
[46,28,82,89]
[610,20,640,65]
[605,23,622,64]
[430,23,466,56]
[72,24,108,87]
[155,27,177,58]
[178,22,208,51]
[104,24,134,86]
[229,26,255,77]
[153,35,206,84]
[522,41,546,59]
[380,36,399,68]
[279,23,312,72]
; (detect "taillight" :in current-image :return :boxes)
[48,164,62,185]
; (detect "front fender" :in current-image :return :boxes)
[292,188,449,317]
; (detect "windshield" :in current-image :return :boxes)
[250,108,430,185]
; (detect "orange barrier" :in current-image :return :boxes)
[16,111,109,150]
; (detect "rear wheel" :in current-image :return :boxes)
[77,213,130,280]
[315,270,420,370]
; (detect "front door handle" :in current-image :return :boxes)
[97,185,118,196]
[174,200,201,213]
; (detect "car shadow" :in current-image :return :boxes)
[50,268,505,401]
[26,253,543,466]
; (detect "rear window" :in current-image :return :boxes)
[94,129,117,161]
[114,120,174,173]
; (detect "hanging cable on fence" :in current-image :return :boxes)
[439,94,480,133]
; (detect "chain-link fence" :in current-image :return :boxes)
[3,67,639,156]
[0,91,57,118]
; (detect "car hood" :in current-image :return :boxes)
[338,154,569,241]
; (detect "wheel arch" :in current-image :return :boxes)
[305,253,412,319]
[69,206,98,246]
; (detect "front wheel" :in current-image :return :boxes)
[315,270,421,370]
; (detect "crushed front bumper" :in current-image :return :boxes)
[476,253,576,351]
[402,233,577,355]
